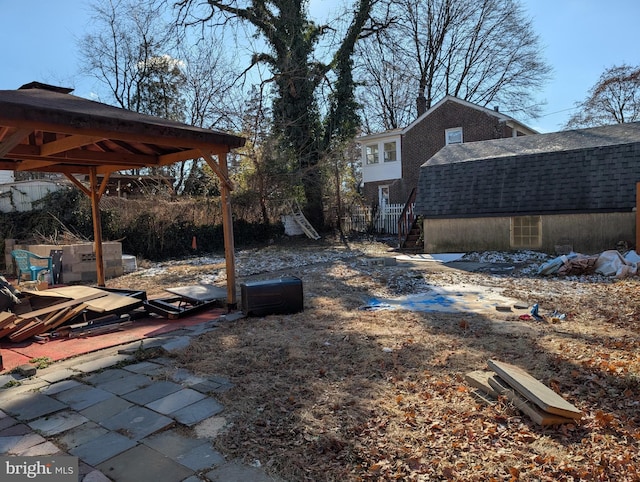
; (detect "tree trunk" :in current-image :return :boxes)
[302,165,324,230]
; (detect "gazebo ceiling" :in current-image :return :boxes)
[0,82,245,175]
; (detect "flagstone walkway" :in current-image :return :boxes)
[0,314,283,482]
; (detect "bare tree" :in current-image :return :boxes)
[357,39,415,132]
[174,0,380,229]
[565,64,640,129]
[79,0,242,192]
[80,0,178,110]
[357,0,551,130]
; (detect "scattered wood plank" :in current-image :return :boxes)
[1,286,149,342]
[25,286,143,314]
[10,313,62,343]
[47,304,88,328]
[0,312,17,330]
[464,370,500,398]
[488,374,576,426]
[16,293,104,320]
[488,359,582,420]
[0,317,33,339]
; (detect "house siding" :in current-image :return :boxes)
[399,100,515,205]
[423,212,635,254]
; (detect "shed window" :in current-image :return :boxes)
[445,127,463,145]
[510,216,542,248]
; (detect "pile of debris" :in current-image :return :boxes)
[538,249,640,278]
[465,359,582,426]
[0,284,145,343]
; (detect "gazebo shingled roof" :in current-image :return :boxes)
[0,83,246,306]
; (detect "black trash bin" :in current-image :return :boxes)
[240,276,303,316]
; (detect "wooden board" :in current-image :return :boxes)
[17,293,105,320]
[8,303,88,342]
[488,359,582,419]
[44,304,88,331]
[24,286,108,299]
[488,375,576,426]
[20,287,139,313]
[0,312,17,329]
[80,293,142,312]
[0,317,33,339]
[465,370,499,397]
[8,317,46,342]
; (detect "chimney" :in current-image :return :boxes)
[494,106,499,112]
[416,95,427,117]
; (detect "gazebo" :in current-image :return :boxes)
[0,82,246,307]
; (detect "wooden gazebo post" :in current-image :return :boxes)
[65,169,111,286]
[202,151,237,309]
[89,168,105,286]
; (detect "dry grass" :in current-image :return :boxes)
[109,238,640,481]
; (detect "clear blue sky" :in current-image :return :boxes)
[1,0,638,133]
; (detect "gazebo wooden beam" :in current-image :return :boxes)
[11,144,158,166]
[39,135,106,156]
[201,151,234,191]
[0,128,31,156]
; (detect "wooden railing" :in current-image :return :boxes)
[398,188,417,248]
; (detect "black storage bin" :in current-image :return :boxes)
[240,276,303,316]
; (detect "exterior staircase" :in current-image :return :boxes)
[397,188,422,253]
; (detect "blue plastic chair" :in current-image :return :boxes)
[11,249,53,284]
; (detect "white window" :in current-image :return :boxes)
[445,127,463,145]
[383,141,397,162]
[510,216,542,248]
[366,144,379,164]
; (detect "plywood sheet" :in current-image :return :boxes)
[22,286,140,313]
[488,359,582,419]
[16,294,105,319]
[84,293,142,312]
[27,286,108,300]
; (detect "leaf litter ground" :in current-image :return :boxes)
[107,237,640,481]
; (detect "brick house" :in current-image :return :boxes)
[414,121,640,254]
[359,95,537,208]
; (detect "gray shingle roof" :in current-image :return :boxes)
[424,121,640,167]
[415,122,640,218]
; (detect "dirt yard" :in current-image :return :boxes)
[107,237,640,481]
